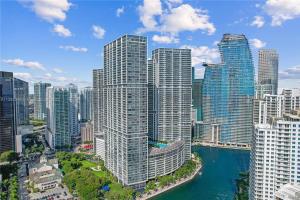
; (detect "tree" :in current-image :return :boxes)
[0,151,18,163]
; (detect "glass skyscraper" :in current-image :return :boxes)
[14,78,29,125]
[258,49,278,95]
[103,35,148,189]
[0,71,16,153]
[202,34,254,145]
[46,86,71,149]
[34,82,51,120]
[79,87,93,122]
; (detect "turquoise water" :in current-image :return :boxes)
[149,141,168,149]
[151,146,250,200]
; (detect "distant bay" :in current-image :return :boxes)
[151,146,250,200]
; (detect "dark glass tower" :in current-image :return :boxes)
[0,71,16,153]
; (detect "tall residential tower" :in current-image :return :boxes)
[103,35,148,189]
[148,48,192,160]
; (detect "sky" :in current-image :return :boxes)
[1,0,300,93]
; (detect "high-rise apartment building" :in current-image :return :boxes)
[258,49,279,95]
[14,78,29,125]
[250,110,300,200]
[34,82,51,120]
[0,71,16,153]
[282,89,300,114]
[67,83,79,136]
[46,86,71,149]
[93,69,105,159]
[79,87,93,122]
[202,34,255,145]
[148,48,192,160]
[103,35,148,189]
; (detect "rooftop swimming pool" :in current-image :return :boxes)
[149,141,168,149]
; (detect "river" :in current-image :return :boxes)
[151,146,250,200]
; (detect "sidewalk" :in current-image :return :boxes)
[138,163,202,200]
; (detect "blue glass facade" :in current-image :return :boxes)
[202,34,254,144]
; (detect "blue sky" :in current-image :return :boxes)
[1,0,300,93]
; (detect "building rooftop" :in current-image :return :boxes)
[275,183,300,200]
[149,140,184,155]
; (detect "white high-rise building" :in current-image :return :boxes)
[250,110,300,200]
[275,183,300,200]
[103,35,148,189]
[282,89,300,114]
[148,48,192,160]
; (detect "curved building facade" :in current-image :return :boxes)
[148,141,185,179]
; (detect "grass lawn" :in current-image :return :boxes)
[81,160,97,168]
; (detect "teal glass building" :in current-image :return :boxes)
[202,34,254,144]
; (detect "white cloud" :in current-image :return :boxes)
[116,6,125,17]
[152,34,179,44]
[53,68,63,73]
[251,16,265,28]
[138,1,215,36]
[53,24,72,37]
[213,40,219,46]
[264,0,300,26]
[92,25,105,39]
[138,0,162,31]
[21,0,71,22]
[250,38,266,49]
[181,45,220,66]
[161,4,216,35]
[279,65,300,79]
[59,45,88,52]
[2,58,45,71]
[14,72,32,80]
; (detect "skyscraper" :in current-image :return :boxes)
[148,48,192,160]
[250,110,300,200]
[46,86,71,149]
[14,78,29,125]
[79,87,93,122]
[103,35,148,189]
[0,71,16,153]
[202,34,255,145]
[93,69,104,135]
[67,83,79,136]
[93,69,105,159]
[258,49,279,95]
[34,82,51,120]
[192,79,204,122]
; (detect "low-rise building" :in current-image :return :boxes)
[29,155,61,192]
[275,183,300,200]
[148,141,185,179]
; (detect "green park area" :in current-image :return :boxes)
[0,151,19,200]
[56,152,135,200]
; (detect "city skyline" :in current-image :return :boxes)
[1,0,300,92]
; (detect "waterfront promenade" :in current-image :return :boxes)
[138,163,202,200]
[192,141,251,150]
